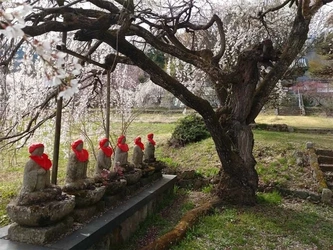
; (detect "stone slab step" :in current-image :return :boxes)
[319,164,333,172]
[316,149,333,157]
[317,156,333,164]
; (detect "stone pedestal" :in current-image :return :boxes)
[64,186,106,223]
[104,179,127,196]
[103,194,123,207]
[141,166,156,178]
[69,186,106,208]
[149,161,167,172]
[6,195,75,227]
[124,169,142,185]
[0,175,177,250]
[72,201,105,223]
[7,216,74,245]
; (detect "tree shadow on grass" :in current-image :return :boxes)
[214,201,333,249]
[171,199,333,249]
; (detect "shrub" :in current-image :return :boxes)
[169,114,210,147]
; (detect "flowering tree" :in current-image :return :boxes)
[1,0,332,204]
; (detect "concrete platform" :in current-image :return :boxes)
[0,174,177,250]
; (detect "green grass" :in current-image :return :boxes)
[257,191,282,205]
[126,113,333,249]
[201,184,214,194]
[0,184,18,225]
[255,114,333,129]
[172,202,333,249]
[157,138,220,176]
[254,130,333,150]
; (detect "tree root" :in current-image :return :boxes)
[140,198,221,250]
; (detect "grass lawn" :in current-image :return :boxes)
[255,113,333,129]
[1,112,333,249]
[171,201,333,250]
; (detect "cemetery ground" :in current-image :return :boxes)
[1,112,333,249]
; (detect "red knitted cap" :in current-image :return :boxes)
[99,138,109,148]
[29,143,44,154]
[71,139,83,150]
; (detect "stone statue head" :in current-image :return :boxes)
[28,143,52,170]
[99,138,113,157]
[134,136,142,144]
[118,135,126,144]
[147,133,154,139]
[29,143,45,156]
[99,138,110,148]
[71,139,83,151]
[147,133,156,146]
[134,136,144,150]
[71,139,89,162]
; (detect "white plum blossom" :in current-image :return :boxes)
[1,3,81,100]
[58,80,80,100]
[0,3,33,39]
[51,74,64,87]
[0,0,331,153]
[4,4,33,24]
[34,40,52,56]
[54,52,67,68]
[33,39,56,63]
[28,37,83,95]
[2,11,14,21]
[12,4,33,23]
[72,63,83,76]
[0,23,25,39]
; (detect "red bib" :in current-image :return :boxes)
[30,153,52,170]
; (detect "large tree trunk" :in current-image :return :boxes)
[203,48,260,205]
[204,117,258,205]
[209,9,313,205]
[220,124,258,205]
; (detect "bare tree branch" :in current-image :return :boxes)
[129,24,222,79]
[56,45,107,69]
[22,13,118,36]
[34,0,83,11]
[0,79,97,147]
[87,0,120,13]
[0,39,25,67]
[260,0,293,17]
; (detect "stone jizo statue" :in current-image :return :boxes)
[17,143,61,206]
[63,140,106,210]
[144,133,156,163]
[114,135,134,172]
[64,139,94,191]
[132,136,144,168]
[7,143,75,234]
[94,138,116,182]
